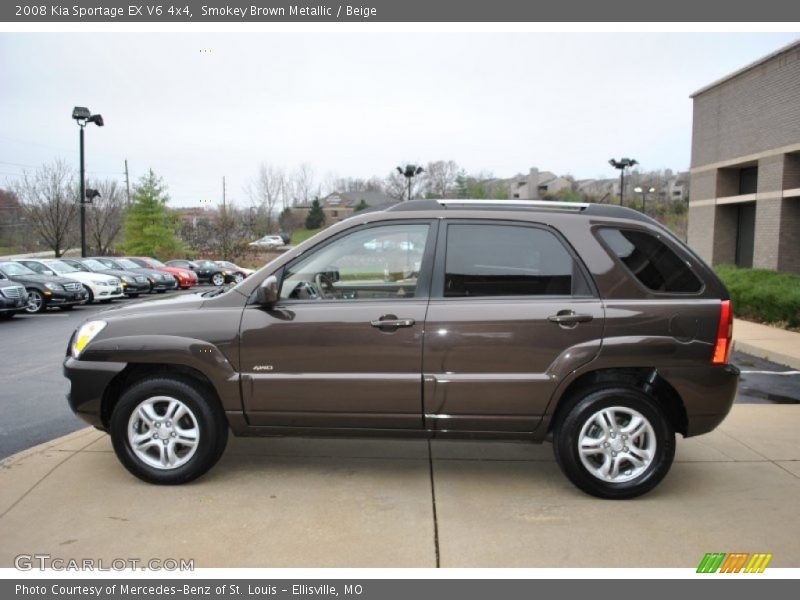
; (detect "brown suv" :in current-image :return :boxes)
[64,200,738,498]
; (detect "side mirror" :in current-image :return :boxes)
[255,275,279,307]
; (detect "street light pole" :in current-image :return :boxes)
[72,107,104,257]
[79,123,86,257]
[397,164,424,201]
[634,186,656,216]
[608,158,638,207]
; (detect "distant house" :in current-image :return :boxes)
[175,207,218,228]
[494,167,572,199]
[294,191,396,225]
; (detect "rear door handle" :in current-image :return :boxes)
[548,311,593,325]
[370,316,416,330]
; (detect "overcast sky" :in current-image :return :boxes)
[1,32,797,207]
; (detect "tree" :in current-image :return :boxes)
[246,163,285,233]
[305,198,325,229]
[14,160,77,257]
[85,179,125,254]
[293,163,316,206]
[0,188,25,251]
[214,203,247,261]
[124,169,184,257]
[278,207,303,233]
[353,199,369,212]
[425,160,459,198]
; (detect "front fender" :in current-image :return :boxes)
[81,334,241,411]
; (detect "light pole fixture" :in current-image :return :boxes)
[608,158,638,207]
[72,106,104,257]
[633,185,655,216]
[397,164,424,201]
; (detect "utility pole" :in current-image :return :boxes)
[79,125,86,257]
[124,159,131,206]
[222,176,226,210]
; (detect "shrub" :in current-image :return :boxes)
[715,265,800,328]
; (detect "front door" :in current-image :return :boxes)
[239,221,437,429]
[423,221,605,432]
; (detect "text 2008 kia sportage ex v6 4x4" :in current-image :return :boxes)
[64,200,739,498]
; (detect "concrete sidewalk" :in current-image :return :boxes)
[734,318,800,370]
[1,404,799,568]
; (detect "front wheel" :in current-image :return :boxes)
[25,290,45,313]
[553,386,675,499]
[211,273,225,286]
[110,376,228,484]
[233,274,244,284]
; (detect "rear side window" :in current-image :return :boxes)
[444,224,585,297]
[598,228,702,293]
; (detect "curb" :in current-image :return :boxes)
[733,340,800,371]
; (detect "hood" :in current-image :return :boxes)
[100,289,207,318]
[159,266,195,278]
[97,268,144,280]
[5,273,81,286]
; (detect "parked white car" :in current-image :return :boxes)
[16,258,124,303]
[248,235,285,248]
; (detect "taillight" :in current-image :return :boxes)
[712,299,733,365]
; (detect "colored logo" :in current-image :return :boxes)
[697,553,772,573]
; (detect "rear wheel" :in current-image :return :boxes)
[110,376,228,484]
[233,273,244,284]
[553,386,675,499]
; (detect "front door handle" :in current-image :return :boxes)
[548,310,593,326]
[370,315,416,331]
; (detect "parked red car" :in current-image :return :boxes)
[126,257,198,289]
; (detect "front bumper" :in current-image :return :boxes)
[63,356,127,429]
[122,281,150,295]
[0,295,27,313]
[47,289,89,306]
[88,284,125,301]
[150,278,179,291]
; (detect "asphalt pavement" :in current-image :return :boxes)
[1,290,798,460]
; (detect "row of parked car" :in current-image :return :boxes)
[0,256,255,317]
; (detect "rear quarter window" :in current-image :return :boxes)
[597,228,703,294]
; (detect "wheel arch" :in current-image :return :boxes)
[546,367,688,437]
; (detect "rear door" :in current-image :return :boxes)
[423,220,604,432]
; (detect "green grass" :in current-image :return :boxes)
[290,228,324,245]
[715,265,800,328]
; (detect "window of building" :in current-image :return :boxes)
[444,224,582,297]
[739,166,758,195]
[598,228,702,293]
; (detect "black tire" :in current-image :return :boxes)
[211,273,225,286]
[552,386,675,499]
[110,376,228,484]
[83,285,94,304]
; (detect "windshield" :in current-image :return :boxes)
[83,259,107,271]
[46,260,79,274]
[145,258,165,267]
[116,258,140,269]
[0,262,36,276]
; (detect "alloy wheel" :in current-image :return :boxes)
[127,396,200,470]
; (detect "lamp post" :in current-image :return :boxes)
[608,158,638,206]
[634,186,656,216]
[396,164,424,201]
[72,106,104,257]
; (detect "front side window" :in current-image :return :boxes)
[598,228,702,293]
[444,224,577,297]
[280,224,430,301]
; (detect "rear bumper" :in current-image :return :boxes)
[660,363,740,437]
[63,356,126,429]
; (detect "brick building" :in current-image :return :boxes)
[687,40,800,273]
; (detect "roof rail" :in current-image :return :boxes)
[439,199,589,210]
[384,198,659,226]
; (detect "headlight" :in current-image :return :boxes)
[222,271,228,276]
[44,282,62,291]
[71,321,107,358]
[121,275,133,283]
